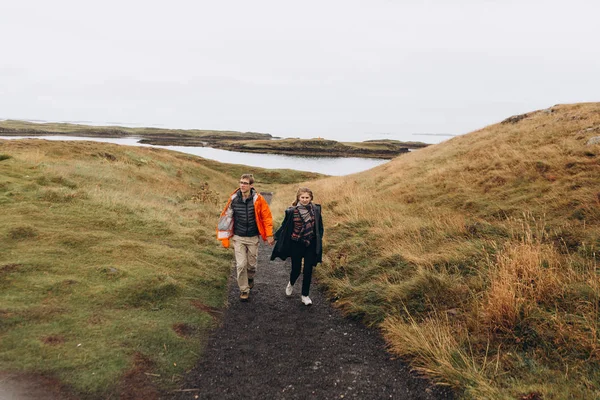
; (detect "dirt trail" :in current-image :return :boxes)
[170,194,453,400]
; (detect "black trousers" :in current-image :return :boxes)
[290,239,317,296]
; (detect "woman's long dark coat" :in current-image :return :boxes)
[270,204,324,264]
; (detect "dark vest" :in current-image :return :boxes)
[231,190,259,237]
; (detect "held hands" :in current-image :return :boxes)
[267,236,275,246]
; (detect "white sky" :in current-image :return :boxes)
[1,0,599,143]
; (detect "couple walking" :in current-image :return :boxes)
[217,174,324,305]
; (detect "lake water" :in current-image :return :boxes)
[0,136,389,176]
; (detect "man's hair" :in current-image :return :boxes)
[240,174,254,184]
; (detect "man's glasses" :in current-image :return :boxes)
[239,181,250,185]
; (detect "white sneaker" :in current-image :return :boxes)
[285,282,293,297]
[301,296,312,306]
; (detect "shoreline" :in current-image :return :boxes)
[0,124,428,159]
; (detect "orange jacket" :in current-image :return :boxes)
[216,189,273,248]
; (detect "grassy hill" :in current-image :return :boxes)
[0,139,321,397]
[212,137,426,159]
[270,103,600,399]
[0,119,272,143]
[0,119,429,159]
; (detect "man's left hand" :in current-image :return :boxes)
[267,236,275,246]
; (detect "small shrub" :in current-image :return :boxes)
[0,263,24,274]
[8,225,38,240]
[465,221,508,238]
[0,154,11,161]
[387,269,469,319]
[96,152,117,161]
[41,335,66,345]
[121,278,181,307]
[37,175,77,189]
[36,176,50,186]
[571,208,586,221]
[172,322,196,338]
[534,161,550,173]
[41,189,68,202]
[190,182,219,204]
[46,279,79,295]
[40,189,86,203]
[192,229,212,245]
[97,266,125,280]
[483,241,564,333]
[50,176,77,189]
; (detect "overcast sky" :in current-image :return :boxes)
[1,0,599,144]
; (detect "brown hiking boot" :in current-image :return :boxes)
[248,278,254,289]
[240,292,249,302]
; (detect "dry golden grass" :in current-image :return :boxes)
[483,222,565,333]
[271,103,600,398]
[383,315,501,399]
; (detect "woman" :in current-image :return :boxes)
[271,187,324,305]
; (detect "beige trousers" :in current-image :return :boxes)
[231,235,260,293]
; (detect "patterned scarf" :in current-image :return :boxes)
[292,203,315,245]
[297,203,314,223]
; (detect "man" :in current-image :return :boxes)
[217,174,274,301]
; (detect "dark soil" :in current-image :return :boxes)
[168,195,454,400]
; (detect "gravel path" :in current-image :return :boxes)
[170,194,453,400]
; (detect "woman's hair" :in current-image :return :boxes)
[292,187,314,206]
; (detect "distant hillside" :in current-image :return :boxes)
[271,102,600,398]
[0,120,430,159]
[0,119,272,144]
[211,137,424,159]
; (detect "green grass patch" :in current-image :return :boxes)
[0,139,314,398]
